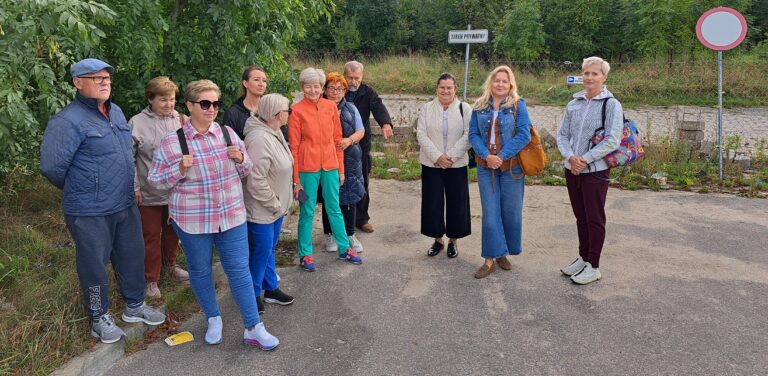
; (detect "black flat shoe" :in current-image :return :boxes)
[427,241,444,257]
[446,242,458,258]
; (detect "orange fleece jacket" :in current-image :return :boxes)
[288,97,344,182]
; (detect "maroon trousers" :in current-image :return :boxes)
[139,205,180,282]
[565,169,609,268]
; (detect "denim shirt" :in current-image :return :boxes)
[468,98,532,161]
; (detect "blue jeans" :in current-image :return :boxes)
[247,217,283,295]
[477,165,525,259]
[172,222,259,328]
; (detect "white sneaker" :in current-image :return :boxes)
[205,316,223,345]
[561,256,587,276]
[244,322,279,350]
[324,233,338,253]
[571,262,601,285]
[349,234,364,253]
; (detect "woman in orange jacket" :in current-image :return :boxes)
[289,68,363,272]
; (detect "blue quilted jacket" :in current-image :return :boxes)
[40,93,136,216]
[338,100,365,205]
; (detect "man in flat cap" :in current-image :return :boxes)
[40,58,165,343]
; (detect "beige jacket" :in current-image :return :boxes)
[130,107,183,206]
[416,98,472,168]
[242,116,294,224]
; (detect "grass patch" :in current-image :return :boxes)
[291,54,768,108]
[370,139,422,180]
[0,175,200,375]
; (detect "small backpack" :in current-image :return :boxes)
[590,98,644,167]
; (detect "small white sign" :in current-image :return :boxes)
[567,76,583,84]
[448,29,489,44]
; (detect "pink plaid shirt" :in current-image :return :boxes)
[148,121,252,234]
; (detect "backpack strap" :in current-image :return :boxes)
[176,128,189,156]
[221,125,233,147]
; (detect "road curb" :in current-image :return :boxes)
[50,263,226,376]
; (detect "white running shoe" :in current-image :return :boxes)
[205,316,223,345]
[571,262,601,285]
[324,233,338,252]
[349,234,364,253]
[561,256,587,276]
[244,322,279,350]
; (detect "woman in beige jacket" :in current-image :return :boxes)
[416,73,473,259]
[130,76,189,298]
[243,93,295,309]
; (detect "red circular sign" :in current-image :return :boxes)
[696,7,747,51]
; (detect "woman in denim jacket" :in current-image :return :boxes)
[468,65,532,279]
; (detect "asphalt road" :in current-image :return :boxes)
[108,180,768,375]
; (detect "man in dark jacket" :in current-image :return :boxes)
[344,61,393,233]
[40,58,165,344]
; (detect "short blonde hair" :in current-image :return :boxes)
[145,76,178,100]
[473,65,519,110]
[257,93,289,122]
[582,56,611,76]
[184,79,220,102]
[299,68,325,87]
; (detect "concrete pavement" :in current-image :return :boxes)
[106,180,768,375]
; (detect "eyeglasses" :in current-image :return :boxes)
[276,109,292,116]
[326,86,346,93]
[79,75,112,84]
[189,100,224,110]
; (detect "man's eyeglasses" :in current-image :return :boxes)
[276,109,292,116]
[79,75,112,84]
[190,100,224,110]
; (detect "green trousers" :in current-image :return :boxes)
[298,169,350,257]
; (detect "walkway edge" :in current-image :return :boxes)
[50,263,227,376]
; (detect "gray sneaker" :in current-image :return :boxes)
[561,256,587,276]
[91,313,126,344]
[122,303,166,325]
[349,234,364,253]
[571,262,602,285]
[324,233,338,252]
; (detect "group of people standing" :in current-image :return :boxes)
[416,58,621,285]
[39,54,621,349]
[39,58,393,348]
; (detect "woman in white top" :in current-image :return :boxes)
[416,73,472,259]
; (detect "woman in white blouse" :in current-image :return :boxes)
[416,73,473,259]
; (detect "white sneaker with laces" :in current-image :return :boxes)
[206,316,223,345]
[349,234,364,253]
[324,233,338,253]
[244,322,279,350]
[571,262,601,285]
[561,256,587,276]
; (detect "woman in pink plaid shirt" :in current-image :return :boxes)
[148,79,279,350]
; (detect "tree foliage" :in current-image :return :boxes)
[494,0,546,61]
[0,0,332,189]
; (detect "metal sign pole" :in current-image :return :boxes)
[718,51,723,179]
[463,25,471,102]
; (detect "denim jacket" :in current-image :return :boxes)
[468,98,532,161]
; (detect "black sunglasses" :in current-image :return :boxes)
[190,100,224,110]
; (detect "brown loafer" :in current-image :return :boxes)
[474,263,495,279]
[358,223,374,233]
[496,256,512,271]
